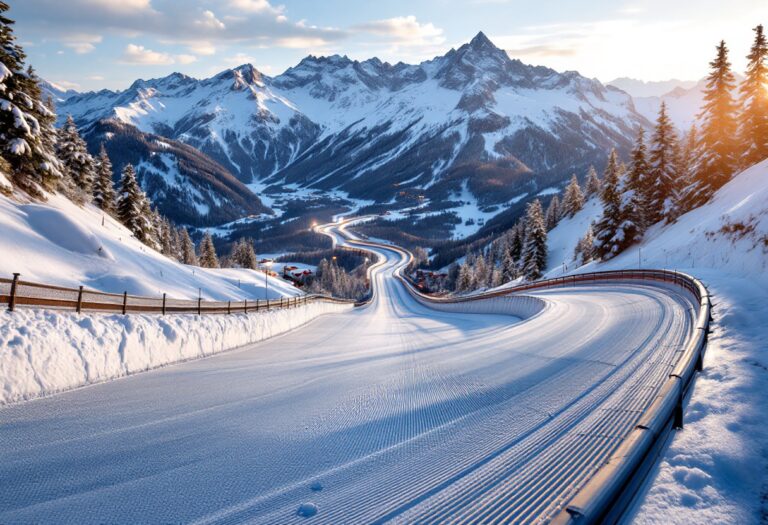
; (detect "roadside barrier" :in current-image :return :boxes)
[343,235,712,525]
[0,273,355,315]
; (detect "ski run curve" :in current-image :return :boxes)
[0,221,699,524]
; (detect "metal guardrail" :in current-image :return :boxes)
[341,235,712,525]
[0,273,356,315]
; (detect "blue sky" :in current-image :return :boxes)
[11,0,768,91]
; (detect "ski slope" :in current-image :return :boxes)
[0,223,698,524]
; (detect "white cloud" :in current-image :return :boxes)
[354,16,445,46]
[196,10,226,31]
[228,0,273,12]
[120,44,175,65]
[87,75,105,81]
[176,54,197,64]
[61,33,102,54]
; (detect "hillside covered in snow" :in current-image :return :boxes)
[0,193,300,301]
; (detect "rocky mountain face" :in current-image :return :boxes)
[55,32,652,234]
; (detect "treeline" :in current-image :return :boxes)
[438,169,599,293]
[305,257,371,300]
[591,26,767,260]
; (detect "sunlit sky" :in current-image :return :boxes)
[11,0,768,92]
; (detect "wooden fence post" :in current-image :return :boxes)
[244,299,247,313]
[8,272,20,312]
[122,291,128,315]
[162,293,166,315]
[228,300,231,315]
[76,286,84,313]
[197,297,202,316]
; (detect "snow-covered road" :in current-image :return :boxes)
[0,224,697,524]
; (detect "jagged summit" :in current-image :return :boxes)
[55,31,649,223]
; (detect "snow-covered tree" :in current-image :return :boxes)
[473,252,490,288]
[57,115,95,200]
[545,194,561,230]
[501,249,517,282]
[92,144,115,212]
[508,221,524,262]
[593,149,626,260]
[230,238,257,269]
[573,225,595,265]
[648,102,678,223]
[520,199,547,281]
[456,258,474,292]
[561,174,585,218]
[180,228,198,266]
[198,232,219,268]
[694,40,739,206]
[625,128,651,233]
[739,24,768,168]
[584,165,601,198]
[117,164,144,237]
[0,4,62,194]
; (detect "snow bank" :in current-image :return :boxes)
[0,301,353,405]
[408,289,545,320]
[0,193,300,300]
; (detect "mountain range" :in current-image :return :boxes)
[54,32,658,237]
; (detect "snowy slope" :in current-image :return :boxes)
[0,193,300,301]
[543,197,602,277]
[570,159,768,523]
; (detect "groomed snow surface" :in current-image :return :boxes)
[0,223,699,524]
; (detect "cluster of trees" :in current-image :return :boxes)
[591,26,767,261]
[0,2,62,195]
[444,168,602,292]
[306,257,370,300]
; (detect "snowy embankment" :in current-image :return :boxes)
[0,193,300,300]
[0,300,352,405]
[0,191,339,405]
[556,160,768,523]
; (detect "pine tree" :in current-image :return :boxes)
[198,232,219,268]
[0,5,62,194]
[230,238,257,269]
[501,249,517,282]
[117,164,143,237]
[648,102,678,223]
[456,261,474,292]
[679,125,702,213]
[561,174,585,218]
[508,221,524,262]
[625,128,651,233]
[573,225,595,265]
[520,199,547,281]
[180,228,198,266]
[584,165,601,198]
[473,252,490,288]
[57,115,95,199]
[739,25,768,168]
[593,149,626,260]
[545,195,561,230]
[694,40,739,206]
[93,144,115,212]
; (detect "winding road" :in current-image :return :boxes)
[0,221,697,524]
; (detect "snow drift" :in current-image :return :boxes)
[0,300,353,405]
